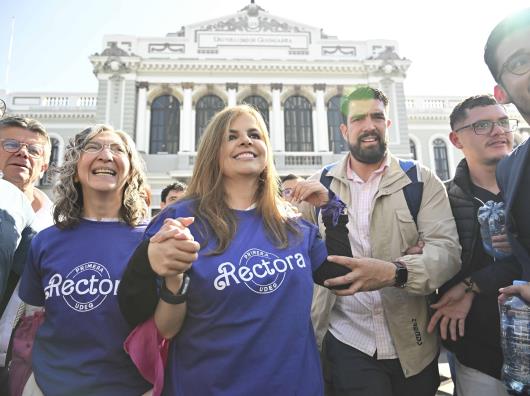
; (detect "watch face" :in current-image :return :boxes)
[397,267,407,284]
[160,275,190,304]
[394,262,408,287]
[180,273,191,294]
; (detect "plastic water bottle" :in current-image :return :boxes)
[500,280,530,395]
[478,201,510,259]
[489,202,506,236]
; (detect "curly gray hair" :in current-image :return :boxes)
[53,124,147,229]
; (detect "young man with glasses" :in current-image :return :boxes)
[485,9,530,125]
[479,9,530,301]
[428,95,515,396]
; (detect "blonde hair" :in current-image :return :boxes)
[184,105,298,254]
[53,124,148,229]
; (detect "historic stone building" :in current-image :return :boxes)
[87,3,413,201]
[2,3,528,209]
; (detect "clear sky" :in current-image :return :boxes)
[0,0,528,96]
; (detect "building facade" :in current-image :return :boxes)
[3,4,528,208]
[87,3,414,205]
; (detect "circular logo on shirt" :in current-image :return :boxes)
[59,262,116,312]
[239,249,286,294]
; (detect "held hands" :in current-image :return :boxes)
[150,217,195,243]
[288,180,330,207]
[148,217,200,278]
[320,238,424,295]
[323,256,396,296]
[427,282,474,341]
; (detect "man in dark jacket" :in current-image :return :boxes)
[482,8,530,299]
[428,95,516,395]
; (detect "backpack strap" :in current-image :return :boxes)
[399,159,424,226]
[316,159,424,226]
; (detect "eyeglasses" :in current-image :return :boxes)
[455,118,519,135]
[81,141,127,155]
[282,188,294,198]
[497,51,530,80]
[0,139,45,158]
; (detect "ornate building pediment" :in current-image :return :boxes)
[92,3,409,65]
[187,3,319,34]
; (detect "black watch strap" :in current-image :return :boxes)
[393,261,408,288]
[159,274,190,304]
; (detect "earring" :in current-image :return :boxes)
[259,167,267,183]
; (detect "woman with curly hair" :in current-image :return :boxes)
[118,105,343,396]
[18,125,152,396]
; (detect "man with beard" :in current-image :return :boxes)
[305,86,460,396]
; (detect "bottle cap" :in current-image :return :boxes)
[513,280,528,286]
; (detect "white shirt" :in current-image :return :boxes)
[328,156,398,359]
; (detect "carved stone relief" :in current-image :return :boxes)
[322,46,357,56]
[199,5,307,33]
[148,43,185,54]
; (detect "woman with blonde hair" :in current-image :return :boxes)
[118,104,334,395]
[18,125,151,395]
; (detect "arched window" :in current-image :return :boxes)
[40,137,59,186]
[327,95,346,153]
[195,95,224,149]
[433,138,450,180]
[150,95,180,154]
[409,139,417,160]
[284,95,313,152]
[242,95,269,129]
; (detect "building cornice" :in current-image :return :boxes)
[90,58,410,75]
[9,111,96,120]
[408,115,450,122]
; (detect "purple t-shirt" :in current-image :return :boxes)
[147,200,327,396]
[19,219,151,396]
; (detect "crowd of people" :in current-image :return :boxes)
[0,7,528,396]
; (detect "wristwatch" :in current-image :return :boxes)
[393,261,408,288]
[160,274,190,304]
[462,278,478,294]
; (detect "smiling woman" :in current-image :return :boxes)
[17,124,153,396]
[117,105,345,396]
[53,125,146,228]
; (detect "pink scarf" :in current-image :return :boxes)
[124,317,169,396]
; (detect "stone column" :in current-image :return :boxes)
[314,84,329,152]
[180,83,193,152]
[270,83,284,151]
[135,82,148,152]
[144,106,151,153]
[226,83,238,107]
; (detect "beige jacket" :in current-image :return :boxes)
[309,154,461,378]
